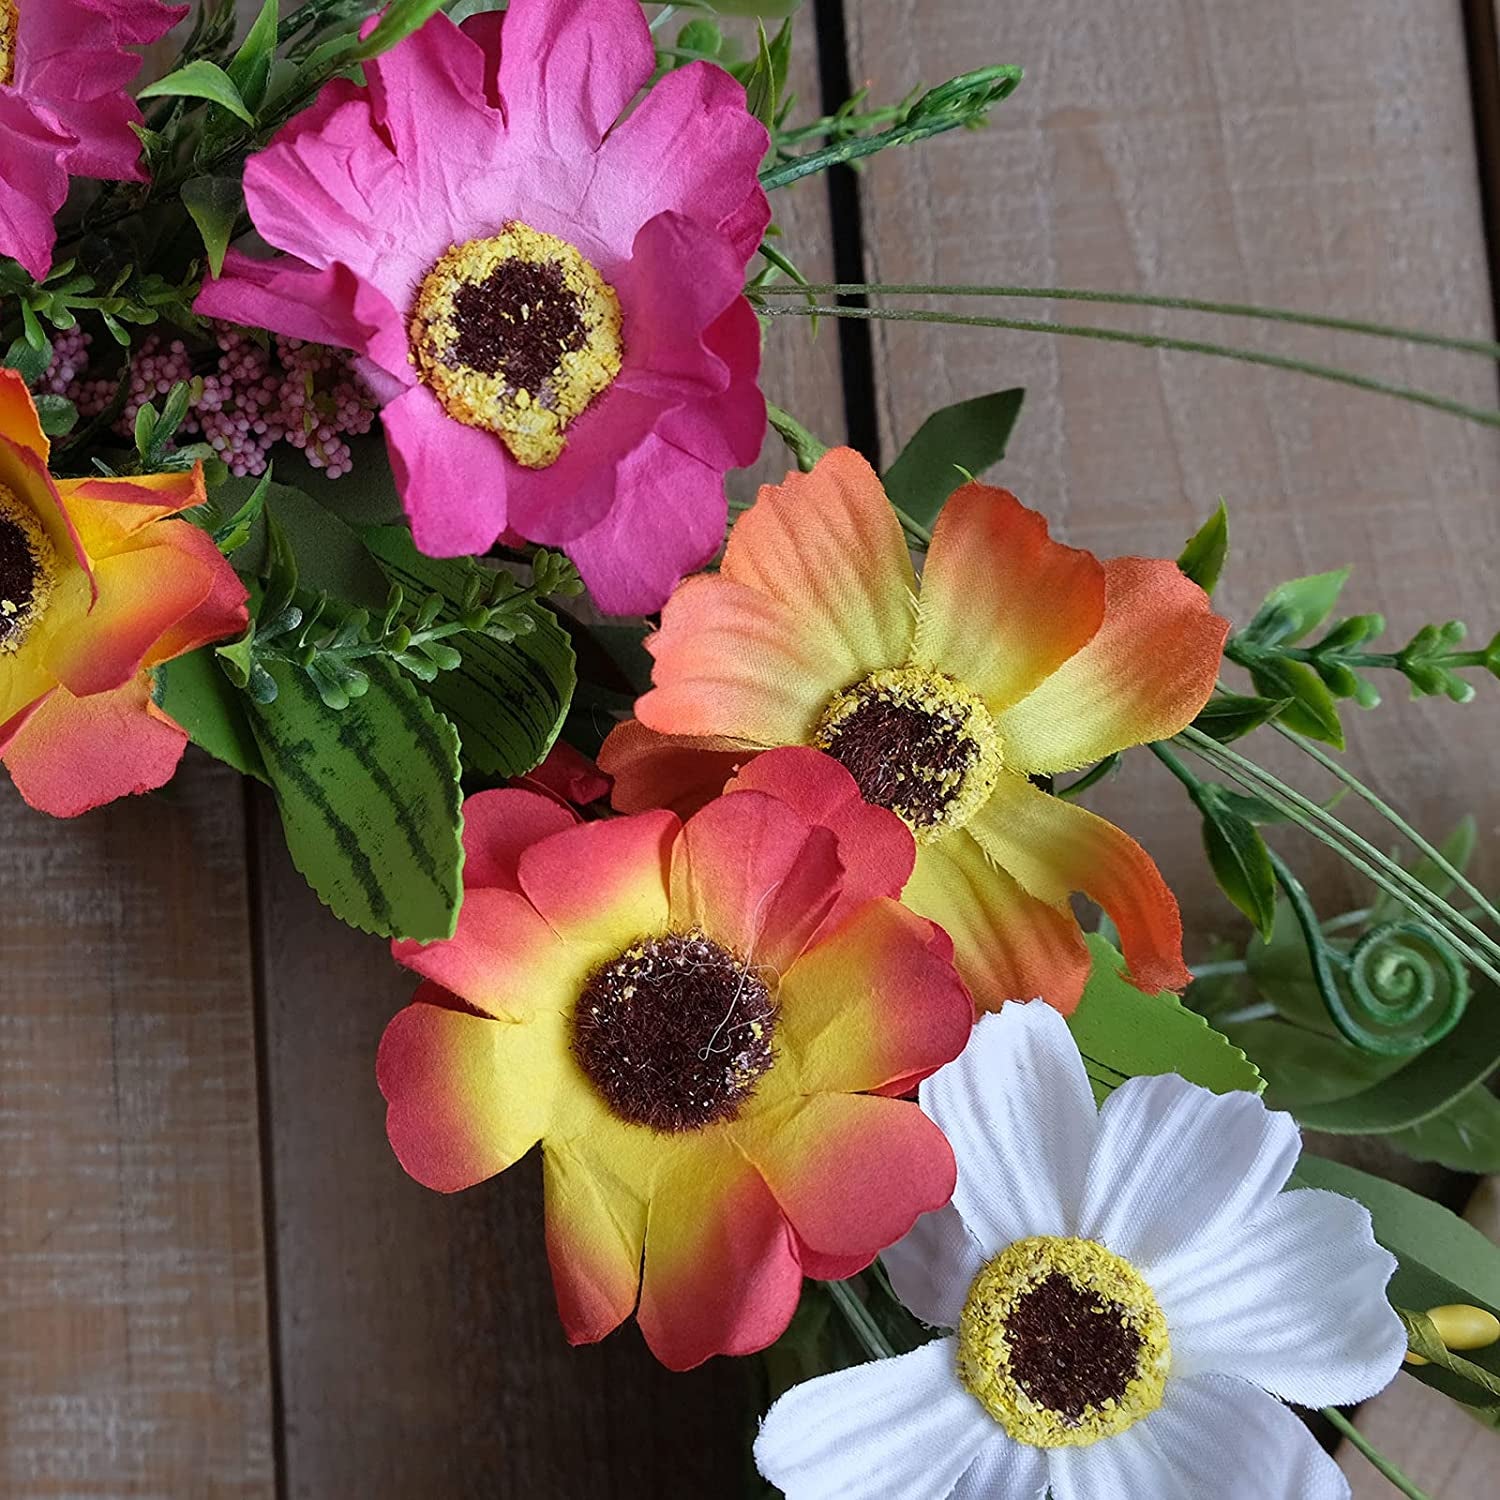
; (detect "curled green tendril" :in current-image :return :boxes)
[1267,850,1469,1055]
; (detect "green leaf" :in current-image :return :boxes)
[1243,567,1350,647]
[690,0,802,14]
[1176,500,1228,594]
[1190,692,1289,744]
[138,60,256,124]
[226,0,279,116]
[182,176,244,279]
[1193,784,1277,940]
[33,394,78,437]
[213,468,271,555]
[1402,1309,1500,1403]
[153,651,268,783]
[1291,1153,1500,1405]
[744,22,779,130]
[4,331,52,383]
[362,525,576,779]
[1247,655,1345,747]
[675,17,727,59]
[1067,934,1263,1102]
[246,657,464,941]
[351,0,448,60]
[1220,1016,1402,1112]
[882,389,1026,529]
[1385,1084,1500,1172]
[1371,816,1477,926]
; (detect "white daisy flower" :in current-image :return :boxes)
[754,1001,1406,1500]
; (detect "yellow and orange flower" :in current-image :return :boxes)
[0,369,248,816]
[600,448,1229,1014]
[377,747,973,1369]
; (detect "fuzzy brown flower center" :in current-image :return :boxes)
[410,223,623,469]
[0,482,55,654]
[0,1,17,89]
[571,930,777,1133]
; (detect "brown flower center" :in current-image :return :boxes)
[0,482,55,654]
[571,930,777,1133]
[0,1,17,89]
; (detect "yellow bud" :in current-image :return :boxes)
[1426,1304,1500,1351]
[1402,1351,1430,1367]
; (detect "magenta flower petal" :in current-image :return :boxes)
[0,94,74,278]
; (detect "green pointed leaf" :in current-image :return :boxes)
[362,525,576,779]
[1291,1153,1500,1405]
[1243,567,1350,647]
[1068,934,1263,1102]
[1193,785,1277,940]
[138,60,255,124]
[247,657,463,941]
[1176,500,1228,594]
[352,0,448,60]
[1219,1016,1402,1112]
[226,0,279,115]
[1384,1084,1500,1172]
[1190,692,1289,744]
[1247,656,1344,747]
[33,394,78,437]
[182,176,244,279]
[744,22,779,130]
[882,389,1026,528]
[153,651,268,783]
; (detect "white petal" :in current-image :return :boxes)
[753,1337,997,1500]
[1045,1421,1194,1500]
[950,1432,1049,1499]
[1074,1072,1300,1270]
[1140,1373,1351,1500]
[881,1203,986,1329]
[1159,1187,1405,1406]
[919,1003,1097,1253]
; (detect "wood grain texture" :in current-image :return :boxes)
[845,0,1500,934]
[0,764,274,1499]
[256,19,840,1500]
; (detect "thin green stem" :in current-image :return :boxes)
[1056,752,1122,802]
[1188,958,1251,980]
[1271,721,1500,933]
[891,505,932,548]
[1321,1407,1433,1500]
[752,282,1500,361]
[823,1278,897,1362]
[756,305,1500,432]
[650,4,680,33]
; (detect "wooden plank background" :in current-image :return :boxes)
[3,0,1499,1494]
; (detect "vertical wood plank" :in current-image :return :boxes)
[844,0,1500,931]
[0,764,274,1498]
[259,19,843,1499]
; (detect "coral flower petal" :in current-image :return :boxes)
[738,1093,956,1281]
[1,675,187,818]
[55,468,206,554]
[598,720,755,818]
[971,773,1191,995]
[144,523,251,666]
[636,1138,802,1370]
[774,898,972,1095]
[902,831,1094,1014]
[997,557,1228,774]
[377,1001,566,1193]
[459,786,580,893]
[914,482,1106,713]
[0,368,49,461]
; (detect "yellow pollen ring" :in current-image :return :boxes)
[410,222,623,469]
[0,480,56,655]
[813,664,1003,842]
[957,1236,1171,1449]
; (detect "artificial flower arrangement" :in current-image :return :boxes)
[6,1,1500,1495]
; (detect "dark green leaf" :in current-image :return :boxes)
[4,332,52,383]
[1247,656,1344,747]
[182,176,244,279]
[227,0,279,115]
[213,469,272,555]
[882,389,1026,528]
[1243,567,1350,647]
[247,657,464,941]
[1219,1016,1403,1112]
[153,651,268,783]
[744,23,778,128]
[1067,934,1262,1102]
[33,394,78,437]
[1384,1084,1500,1172]
[1194,785,1277,940]
[1176,500,1228,594]
[138,60,256,124]
[1190,692,1289,744]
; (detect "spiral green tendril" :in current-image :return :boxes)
[1268,849,1468,1056]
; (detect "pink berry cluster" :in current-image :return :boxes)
[40,326,377,480]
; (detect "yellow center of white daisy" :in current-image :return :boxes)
[409,222,624,469]
[0,1,17,88]
[957,1236,1170,1448]
[570,929,778,1134]
[813,665,1003,842]
[0,481,56,654]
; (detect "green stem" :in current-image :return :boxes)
[756,305,1500,432]
[1271,721,1500,933]
[752,282,1500,361]
[1055,752,1122,801]
[823,1277,897,1362]
[1321,1407,1433,1500]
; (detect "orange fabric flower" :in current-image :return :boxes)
[0,370,248,816]
[600,448,1229,1013]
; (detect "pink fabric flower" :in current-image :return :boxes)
[196,0,770,615]
[0,0,187,278]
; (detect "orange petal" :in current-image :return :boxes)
[914,483,1105,712]
[0,368,48,464]
[598,717,755,817]
[996,556,1229,773]
[55,465,207,556]
[143,519,249,666]
[775,897,972,1093]
[0,433,89,577]
[377,1001,565,1193]
[456,786,579,893]
[969,773,1190,995]
[1,673,187,818]
[903,830,1093,1014]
